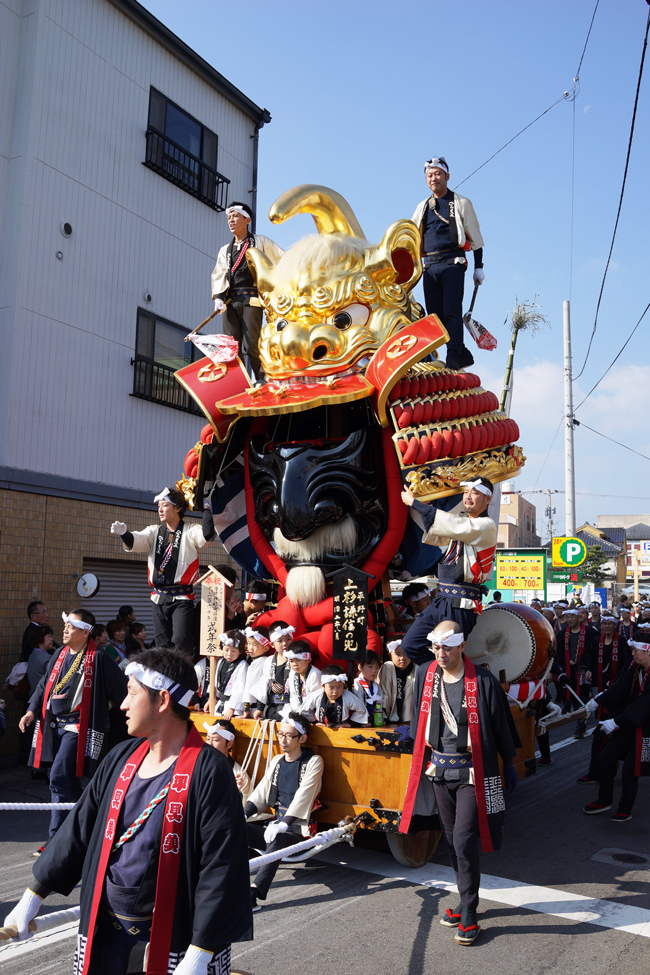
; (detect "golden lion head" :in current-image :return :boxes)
[247,185,423,379]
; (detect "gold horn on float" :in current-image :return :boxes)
[268,184,366,239]
[247,184,423,380]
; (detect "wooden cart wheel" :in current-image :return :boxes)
[386,829,442,867]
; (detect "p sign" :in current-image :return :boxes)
[552,537,588,568]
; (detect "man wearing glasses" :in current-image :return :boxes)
[243,712,323,912]
[400,477,497,663]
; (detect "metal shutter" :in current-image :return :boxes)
[81,559,156,633]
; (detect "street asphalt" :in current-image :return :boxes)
[1,726,649,975]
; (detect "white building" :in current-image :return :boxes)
[0,0,270,742]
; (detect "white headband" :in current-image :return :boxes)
[246,591,267,601]
[219,633,239,647]
[125,662,196,708]
[270,625,295,641]
[637,622,650,629]
[424,157,449,175]
[564,609,579,616]
[62,612,93,631]
[226,206,251,220]
[321,673,347,684]
[630,641,650,651]
[203,722,235,742]
[409,588,429,601]
[428,630,465,647]
[243,627,271,647]
[460,479,493,498]
[281,715,308,735]
[387,640,403,652]
[154,487,171,503]
[285,649,311,660]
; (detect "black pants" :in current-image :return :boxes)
[247,822,301,899]
[48,727,83,836]
[401,598,478,667]
[222,301,263,379]
[422,262,467,363]
[433,779,481,911]
[595,725,639,814]
[152,599,194,655]
[89,924,231,974]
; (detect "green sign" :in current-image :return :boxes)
[550,569,584,583]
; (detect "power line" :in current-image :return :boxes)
[453,92,569,190]
[574,299,650,411]
[574,8,650,380]
[579,421,650,462]
[575,0,601,78]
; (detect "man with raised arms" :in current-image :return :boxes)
[400,477,497,665]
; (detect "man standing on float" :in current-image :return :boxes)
[211,202,283,379]
[110,487,216,655]
[412,157,484,370]
[400,478,497,664]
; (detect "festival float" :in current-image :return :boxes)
[174,185,555,865]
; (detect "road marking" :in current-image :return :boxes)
[0,921,78,961]
[317,847,650,938]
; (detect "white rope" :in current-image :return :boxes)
[507,659,553,710]
[249,824,350,873]
[0,803,75,810]
[0,906,80,943]
[240,719,263,774]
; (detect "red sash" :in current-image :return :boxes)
[33,641,96,776]
[565,625,586,690]
[82,724,204,975]
[597,633,619,693]
[400,657,493,852]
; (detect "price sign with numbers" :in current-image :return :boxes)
[495,549,547,593]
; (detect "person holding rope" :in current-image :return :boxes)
[244,710,324,912]
[211,203,283,379]
[110,486,216,655]
[400,478,497,664]
[6,649,251,974]
[400,621,520,946]
[19,609,127,855]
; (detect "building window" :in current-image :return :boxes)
[143,88,230,210]
[131,309,202,414]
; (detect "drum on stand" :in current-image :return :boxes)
[464,602,555,682]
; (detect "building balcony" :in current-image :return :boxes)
[143,129,230,210]
[131,355,202,415]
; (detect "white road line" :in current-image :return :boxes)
[0,921,78,962]
[317,847,650,938]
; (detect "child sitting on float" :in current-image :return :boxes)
[353,650,384,720]
[203,717,250,796]
[242,626,271,719]
[380,639,416,723]
[284,640,322,710]
[300,664,368,728]
[261,621,295,720]
[208,630,248,719]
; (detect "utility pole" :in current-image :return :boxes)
[563,300,576,536]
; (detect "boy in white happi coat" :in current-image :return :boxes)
[353,650,384,721]
[204,718,251,798]
[211,632,247,719]
[261,621,295,720]
[242,627,271,718]
[300,665,369,728]
[380,639,416,724]
[244,712,323,910]
[284,640,322,711]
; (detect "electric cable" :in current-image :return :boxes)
[575,299,650,411]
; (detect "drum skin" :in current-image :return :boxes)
[464,602,555,682]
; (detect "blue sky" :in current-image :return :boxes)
[144,0,650,537]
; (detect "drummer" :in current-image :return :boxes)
[400,478,497,666]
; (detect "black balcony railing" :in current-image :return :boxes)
[131,356,202,415]
[143,129,230,211]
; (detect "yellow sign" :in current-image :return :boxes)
[496,553,546,590]
[552,537,587,568]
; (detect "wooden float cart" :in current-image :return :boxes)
[191,702,536,868]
